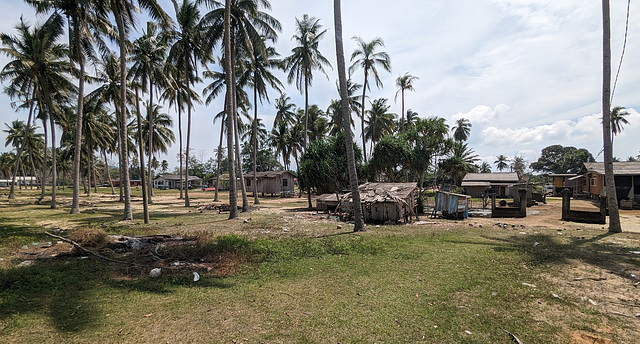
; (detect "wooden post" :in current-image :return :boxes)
[518,189,527,217]
[561,189,571,221]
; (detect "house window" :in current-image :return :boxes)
[283,178,288,187]
[246,179,251,186]
[590,177,597,186]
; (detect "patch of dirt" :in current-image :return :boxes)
[570,331,615,344]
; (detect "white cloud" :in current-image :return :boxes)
[451,104,510,124]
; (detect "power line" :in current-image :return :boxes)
[610,0,631,103]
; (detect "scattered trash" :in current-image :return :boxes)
[243,219,249,223]
[631,274,637,278]
[149,268,162,278]
[192,272,200,282]
[21,245,28,250]
[533,242,540,247]
[551,292,561,299]
[522,282,536,288]
[17,260,34,267]
[630,251,640,255]
[491,292,498,296]
[519,232,526,235]
[503,330,524,344]
[337,225,342,230]
[464,330,473,335]
[588,299,598,306]
[143,313,153,317]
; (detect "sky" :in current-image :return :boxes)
[0,0,639,173]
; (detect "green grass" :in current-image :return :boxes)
[0,188,638,343]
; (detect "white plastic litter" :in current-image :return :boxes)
[149,268,162,278]
[193,272,200,282]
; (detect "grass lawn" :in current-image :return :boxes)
[0,188,638,343]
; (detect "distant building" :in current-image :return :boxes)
[341,182,418,223]
[548,173,582,195]
[581,162,640,207]
[461,172,520,197]
[153,174,202,189]
[244,171,296,196]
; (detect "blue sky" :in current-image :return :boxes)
[1,0,639,172]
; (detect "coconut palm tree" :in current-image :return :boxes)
[494,154,509,172]
[349,36,391,162]
[452,118,472,142]
[168,0,207,207]
[26,0,112,214]
[479,161,492,173]
[109,0,171,219]
[268,121,290,169]
[400,109,419,130]
[334,0,365,231]
[365,98,396,151]
[273,93,296,127]
[1,14,74,207]
[326,79,360,136]
[609,106,630,136]
[395,72,419,133]
[129,21,170,203]
[222,0,238,218]
[243,41,282,204]
[284,14,331,152]
[602,0,621,232]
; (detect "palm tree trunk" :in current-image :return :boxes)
[135,88,150,223]
[602,0,621,232]
[214,111,225,202]
[252,84,259,204]
[303,77,309,152]
[361,72,368,162]
[401,90,405,133]
[233,99,248,211]
[38,117,47,204]
[147,77,154,204]
[9,85,35,199]
[114,8,133,220]
[334,0,365,231]
[70,31,85,214]
[103,149,115,195]
[48,110,57,209]
[224,0,238,219]
[178,95,184,199]
[185,98,192,207]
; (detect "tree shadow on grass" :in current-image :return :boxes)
[480,231,639,282]
[0,254,235,334]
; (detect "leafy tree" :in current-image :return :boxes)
[369,135,409,182]
[530,145,595,174]
[299,133,363,196]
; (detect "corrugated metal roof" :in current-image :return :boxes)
[461,181,491,187]
[583,162,640,175]
[462,172,520,183]
[243,171,296,179]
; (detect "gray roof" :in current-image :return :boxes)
[155,174,201,181]
[243,170,296,179]
[583,162,640,176]
[316,193,343,202]
[461,173,520,186]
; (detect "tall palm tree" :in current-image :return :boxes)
[1,14,74,207]
[273,93,296,127]
[269,121,290,169]
[602,0,621,232]
[365,98,396,151]
[494,154,509,172]
[26,0,111,214]
[334,0,365,231]
[222,0,238,218]
[284,14,331,152]
[395,72,419,133]
[109,0,171,219]
[326,79,360,136]
[244,41,282,204]
[452,118,472,142]
[305,105,329,142]
[168,0,207,207]
[479,161,492,173]
[401,109,419,130]
[349,36,391,162]
[130,21,169,204]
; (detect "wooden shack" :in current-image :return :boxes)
[244,171,296,196]
[316,193,343,211]
[461,172,520,197]
[342,183,418,224]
